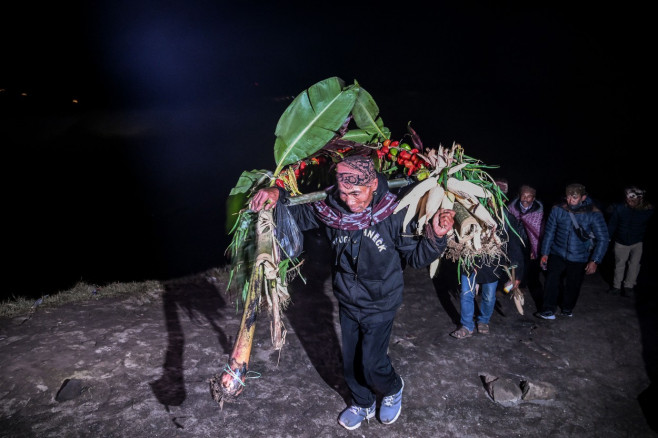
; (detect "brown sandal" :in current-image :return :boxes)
[477,323,490,335]
[450,326,473,339]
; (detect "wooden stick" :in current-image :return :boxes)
[286,178,411,205]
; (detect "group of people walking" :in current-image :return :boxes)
[455,180,654,326]
[248,154,654,430]
[518,182,652,320]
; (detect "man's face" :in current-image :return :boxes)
[566,193,586,207]
[519,191,535,208]
[625,193,641,207]
[335,161,378,213]
[337,181,377,213]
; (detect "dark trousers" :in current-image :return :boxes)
[339,308,402,408]
[542,254,586,313]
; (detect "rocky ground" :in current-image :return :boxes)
[1,232,656,438]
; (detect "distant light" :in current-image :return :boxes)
[21,92,28,97]
[72,99,79,104]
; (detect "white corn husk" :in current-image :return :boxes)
[424,184,445,223]
[429,257,440,278]
[447,162,469,175]
[446,177,491,200]
[416,191,430,234]
[513,288,525,315]
[394,176,438,230]
[441,191,455,210]
[393,142,509,279]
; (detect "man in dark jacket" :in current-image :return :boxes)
[537,183,609,319]
[249,155,455,430]
[606,186,654,297]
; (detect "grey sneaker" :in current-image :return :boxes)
[338,401,376,430]
[560,310,573,317]
[380,377,404,425]
[536,310,556,320]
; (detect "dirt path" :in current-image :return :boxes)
[1,237,656,437]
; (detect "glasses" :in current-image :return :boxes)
[566,194,582,199]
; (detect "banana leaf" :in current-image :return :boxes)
[340,128,380,144]
[350,85,391,142]
[229,169,272,196]
[273,77,359,175]
[226,169,272,233]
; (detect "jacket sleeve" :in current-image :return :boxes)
[540,207,558,256]
[278,189,320,232]
[392,208,449,269]
[590,211,610,264]
[505,214,525,278]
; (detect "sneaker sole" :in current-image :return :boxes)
[537,314,555,320]
[381,407,402,425]
[338,410,375,430]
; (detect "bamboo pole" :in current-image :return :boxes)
[212,210,274,400]
[286,178,411,205]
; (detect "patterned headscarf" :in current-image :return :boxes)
[335,155,376,189]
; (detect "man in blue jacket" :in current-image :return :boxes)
[249,155,456,430]
[537,183,609,319]
[607,186,654,297]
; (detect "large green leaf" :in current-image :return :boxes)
[228,169,271,196]
[273,77,359,175]
[351,85,390,142]
[226,169,270,232]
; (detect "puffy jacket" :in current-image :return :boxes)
[541,197,609,264]
[285,173,448,322]
[607,202,654,245]
[507,197,545,259]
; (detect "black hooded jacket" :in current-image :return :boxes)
[284,173,448,322]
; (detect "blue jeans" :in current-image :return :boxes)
[459,273,498,332]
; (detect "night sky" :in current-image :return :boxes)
[2,2,654,298]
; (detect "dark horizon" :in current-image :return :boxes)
[2,2,654,299]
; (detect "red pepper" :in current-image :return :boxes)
[275,179,285,188]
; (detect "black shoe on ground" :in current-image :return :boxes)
[536,310,555,320]
[560,310,573,317]
[623,288,635,298]
[607,287,621,296]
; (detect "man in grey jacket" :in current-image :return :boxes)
[537,183,609,319]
